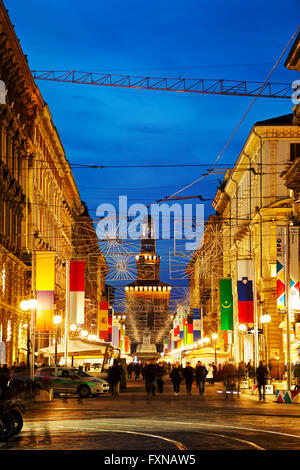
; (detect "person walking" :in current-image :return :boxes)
[108,359,123,396]
[183,362,195,396]
[195,361,208,396]
[170,362,182,396]
[127,362,134,380]
[256,360,269,401]
[156,361,166,394]
[247,360,255,388]
[294,361,300,391]
[211,363,217,385]
[134,363,141,381]
[206,364,214,385]
[222,362,237,399]
[144,360,157,396]
[0,364,10,400]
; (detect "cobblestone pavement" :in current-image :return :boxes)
[1,379,299,451]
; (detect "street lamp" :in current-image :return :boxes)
[238,324,247,364]
[260,314,271,366]
[20,299,38,384]
[53,315,62,366]
[212,333,218,365]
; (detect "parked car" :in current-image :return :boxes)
[34,366,110,398]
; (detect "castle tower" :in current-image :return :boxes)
[125,216,172,359]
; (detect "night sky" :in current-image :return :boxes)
[4,0,300,298]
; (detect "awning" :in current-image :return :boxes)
[40,340,110,358]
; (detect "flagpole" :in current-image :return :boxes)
[64,259,70,366]
[286,223,291,390]
[253,259,259,370]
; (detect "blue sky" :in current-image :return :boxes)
[4,0,300,293]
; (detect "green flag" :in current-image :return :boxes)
[220,279,233,331]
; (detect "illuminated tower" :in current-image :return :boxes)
[125,215,172,358]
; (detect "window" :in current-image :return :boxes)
[290,143,300,161]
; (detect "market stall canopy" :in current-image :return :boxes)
[40,340,110,357]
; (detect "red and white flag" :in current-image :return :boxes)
[70,260,85,325]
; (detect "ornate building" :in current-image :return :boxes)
[0,2,107,366]
[212,112,300,376]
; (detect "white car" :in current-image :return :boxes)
[35,366,110,398]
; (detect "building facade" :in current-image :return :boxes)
[0,2,107,366]
[212,112,300,376]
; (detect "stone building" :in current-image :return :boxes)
[0,2,107,366]
[212,112,300,377]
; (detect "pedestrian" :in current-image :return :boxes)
[237,361,246,394]
[256,360,269,401]
[183,362,195,396]
[222,362,237,399]
[134,363,141,380]
[170,362,182,396]
[195,361,208,396]
[156,361,166,394]
[0,364,10,400]
[144,360,157,396]
[127,362,134,380]
[108,359,123,396]
[247,360,255,387]
[294,361,300,391]
[206,364,214,385]
[211,362,217,385]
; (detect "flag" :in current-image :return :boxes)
[187,314,193,344]
[276,226,286,310]
[237,259,254,323]
[98,301,109,341]
[35,251,55,291]
[220,279,234,331]
[193,308,201,341]
[35,251,55,331]
[112,318,119,347]
[36,291,54,331]
[108,307,113,342]
[125,336,130,354]
[224,330,233,345]
[183,318,188,345]
[290,227,300,310]
[164,337,168,354]
[69,260,85,325]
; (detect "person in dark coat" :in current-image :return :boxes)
[108,359,123,396]
[170,362,182,396]
[0,365,10,400]
[183,362,195,396]
[222,362,237,399]
[256,360,269,401]
[127,363,134,380]
[195,361,208,396]
[134,363,141,380]
[156,361,166,394]
[294,362,300,391]
[144,360,157,396]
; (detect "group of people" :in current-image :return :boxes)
[124,359,282,400]
[128,360,218,397]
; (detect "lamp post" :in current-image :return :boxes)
[53,315,62,366]
[238,324,247,364]
[20,299,38,383]
[260,314,271,366]
[212,333,218,365]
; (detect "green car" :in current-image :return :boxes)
[34,366,110,398]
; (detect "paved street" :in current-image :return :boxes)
[1,378,300,452]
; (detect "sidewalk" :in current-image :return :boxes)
[240,387,275,402]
